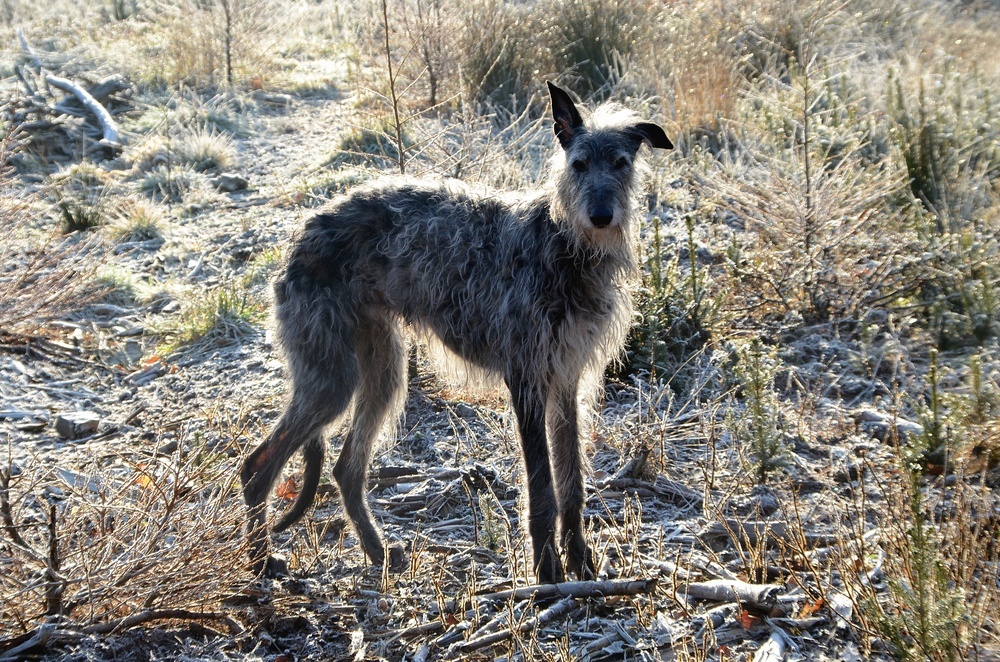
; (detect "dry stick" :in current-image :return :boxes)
[15,27,40,69]
[447,597,579,658]
[682,579,780,612]
[387,618,450,643]
[44,75,120,145]
[16,29,120,146]
[80,609,244,636]
[381,0,405,175]
[44,503,61,616]
[0,467,31,550]
[444,578,657,613]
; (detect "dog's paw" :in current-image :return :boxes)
[387,545,407,572]
[263,554,289,578]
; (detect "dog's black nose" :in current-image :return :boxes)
[590,209,613,227]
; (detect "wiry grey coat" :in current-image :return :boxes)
[241,82,672,582]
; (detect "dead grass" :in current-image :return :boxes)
[1,0,999,658]
[0,137,107,335]
[0,438,251,644]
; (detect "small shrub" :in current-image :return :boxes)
[478,490,506,552]
[127,128,235,176]
[125,135,173,174]
[175,127,235,173]
[50,162,114,192]
[455,0,539,117]
[110,197,166,242]
[92,267,141,306]
[58,195,107,234]
[1,205,106,332]
[617,214,714,382]
[329,123,413,169]
[917,225,1000,349]
[137,165,198,203]
[132,0,291,88]
[0,449,250,640]
[543,0,653,100]
[293,166,372,206]
[888,68,1000,220]
[729,338,786,485]
[711,57,916,323]
[852,433,996,661]
[160,275,266,353]
[650,8,742,143]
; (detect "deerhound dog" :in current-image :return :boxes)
[241,82,672,583]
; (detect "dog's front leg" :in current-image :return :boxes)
[549,382,596,580]
[506,375,564,584]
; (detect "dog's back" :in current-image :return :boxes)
[279,176,630,382]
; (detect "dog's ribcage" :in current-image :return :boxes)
[282,178,634,389]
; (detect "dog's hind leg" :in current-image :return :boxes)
[549,380,596,580]
[242,362,359,576]
[273,435,324,533]
[332,314,406,568]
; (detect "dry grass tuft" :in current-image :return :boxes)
[0,136,107,335]
[0,444,251,641]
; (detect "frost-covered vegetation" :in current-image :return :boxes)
[0,0,997,659]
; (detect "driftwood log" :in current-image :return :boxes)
[15,27,122,151]
[44,75,120,145]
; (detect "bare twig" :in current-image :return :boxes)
[381,0,406,174]
[444,578,657,613]
[683,579,781,611]
[446,596,579,657]
[0,466,29,550]
[44,503,62,616]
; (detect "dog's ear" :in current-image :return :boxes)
[547,81,584,149]
[628,122,673,151]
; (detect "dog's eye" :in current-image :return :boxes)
[571,159,588,173]
[613,157,628,170]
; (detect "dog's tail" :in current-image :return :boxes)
[273,436,324,532]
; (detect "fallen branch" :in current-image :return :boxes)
[701,519,845,549]
[683,580,780,611]
[576,620,637,657]
[446,597,578,657]
[16,28,121,148]
[444,578,657,613]
[0,623,55,661]
[0,610,243,660]
[79,608,245,636]
[752,623,794,661]
[44,74,120,145]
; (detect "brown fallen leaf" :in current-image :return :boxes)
[275,477,299,500]
[799,597,825,618]
[738,608,762,629]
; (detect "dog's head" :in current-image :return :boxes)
[548,82,672,249]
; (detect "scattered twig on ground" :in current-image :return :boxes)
[443,578,658,613]
[446,596,579,657]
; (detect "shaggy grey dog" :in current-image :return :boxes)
[241,82,672,582]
